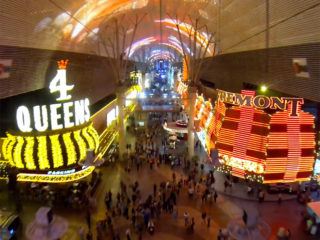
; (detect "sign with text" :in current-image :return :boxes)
[16,60,90,132]
[217,89,304,117]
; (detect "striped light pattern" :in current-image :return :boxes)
[231,90,256,178]
[82,128,95,152]
[63,132,77,166]
[50,134,64,168]
[177,83,316,183]
[88,125,100,152]
[264,104,315,183]
[37,136,50,170]
[2,134,16,167]
[216,105,270,177]
[176,82,316,183]
[2,123,99,171]
[13,137,25,169]
[24,137,36,170]
[206,100,226,153]
[216,90,270,178]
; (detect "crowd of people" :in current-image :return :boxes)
[83,167,226,240]
[77,111,315,240]
[80,113,231,240]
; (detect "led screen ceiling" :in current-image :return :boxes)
[0,0,217,58]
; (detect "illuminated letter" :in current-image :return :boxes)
[49,69,74,101]
[225,92,235,104]
[50,103,63,130]
[270,97,286,110]
[84,98,90,122]
[16,106,32,132]
[218,90,226,102]
[235,94,253,106]
[253,96,270,109]
[217,90,224,102]
[74,100,85,125]
[63,102,74,128]
[33,105,48,131]
[285,98,304,117]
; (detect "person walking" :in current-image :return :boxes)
[207,215,212,228]
[172,172,176,183]
[153,184,157,198]
[258,190,265,203]
[214,191,218,203]
[184,212,189,226]
[201,211,206,224]
[131,210,136,226]
[86,208,91,230]
[217,229,223,240]
[173,207,178,221]
[278,192,282,204]
[242,209,248,226]
[78,226,85,240]
[86,231,93,240]
[190,217,195,233]
[224,180,228,192]
[126,228,131,240]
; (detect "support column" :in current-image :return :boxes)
[116,85,126,161]
[188,86,197,160]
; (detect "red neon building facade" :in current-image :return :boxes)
[175,80,316,183]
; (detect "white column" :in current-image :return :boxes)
[188,87,197,159]
[116,86,126,160]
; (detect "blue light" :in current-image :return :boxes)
[314,159,320,174]
[139,92,146,99]
[9,229,14,235]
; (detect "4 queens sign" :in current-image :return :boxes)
[16,60,90,132]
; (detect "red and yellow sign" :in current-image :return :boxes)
[216,90,315,183]
[176,80,316,184]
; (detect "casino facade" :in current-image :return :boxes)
[177,80,317,184]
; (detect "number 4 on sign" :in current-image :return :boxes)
[49,68,74,101]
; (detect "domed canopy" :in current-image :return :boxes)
[2,0,218,62]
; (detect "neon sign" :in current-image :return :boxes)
[16,60,90,132]
[217,89,304,117]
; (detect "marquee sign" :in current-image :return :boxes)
[217,89,304,117]
[16,60,90,132]
[2,60,100,183]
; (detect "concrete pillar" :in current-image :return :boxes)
[188,87,197,159]
[116,85,126,160]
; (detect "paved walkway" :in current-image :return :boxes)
[1,160,316,240]
[170,137,298,203]
[1,116,319,239]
